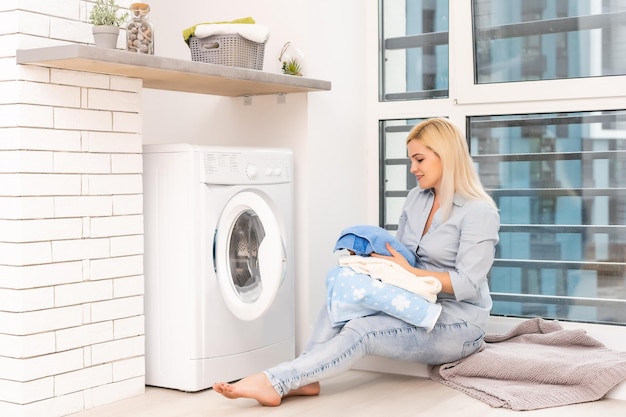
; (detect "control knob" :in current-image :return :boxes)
[246,163,258,180]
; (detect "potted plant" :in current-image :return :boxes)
[278,42,304,76]
[89,0,129,48]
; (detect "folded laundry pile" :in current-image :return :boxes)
[327,225,442,331]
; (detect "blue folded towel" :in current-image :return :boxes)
[334,225,417,266]
[326,266,442,331]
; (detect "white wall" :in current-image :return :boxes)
[1,2,147,416]
[141,0,369,350]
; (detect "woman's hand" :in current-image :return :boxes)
[371,242,412,271]
[372,243,451,292]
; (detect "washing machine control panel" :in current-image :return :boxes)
[202,150,292,185]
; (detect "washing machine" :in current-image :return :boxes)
[143,143,295,392]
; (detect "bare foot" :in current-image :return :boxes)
[213,373,282,406]
[285,382,320,398]
[213,375,321,406]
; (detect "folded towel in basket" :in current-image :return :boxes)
[182,17,269,45]
[194,23,269,44]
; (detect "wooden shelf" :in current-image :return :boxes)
[16,44,331,97]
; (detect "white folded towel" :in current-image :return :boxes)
[338,255,442,303]
[193,23,270,44]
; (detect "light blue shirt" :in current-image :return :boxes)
[395,187,500,331]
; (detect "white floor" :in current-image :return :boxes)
[70,370,625,417]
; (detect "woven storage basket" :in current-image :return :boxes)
[189,34,265,70]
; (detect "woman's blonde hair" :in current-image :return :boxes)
[406,118,497,220]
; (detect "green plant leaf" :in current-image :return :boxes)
[282,58,302,76]
[89,0,129,27]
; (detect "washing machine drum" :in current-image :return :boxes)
[229,211,264,301]
[214,191,286,321]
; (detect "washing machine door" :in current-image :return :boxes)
[214,190,286,321]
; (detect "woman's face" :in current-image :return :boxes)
[407,139,443,190]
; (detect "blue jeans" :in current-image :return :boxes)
[263,306,485,397]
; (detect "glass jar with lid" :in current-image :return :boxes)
[126,3,154,54]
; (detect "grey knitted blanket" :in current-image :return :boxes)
[428,318,626,410]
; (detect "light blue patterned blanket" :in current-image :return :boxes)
[326,265,442,332]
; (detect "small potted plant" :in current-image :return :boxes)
[278,42,304,76]
[90,0,129,48]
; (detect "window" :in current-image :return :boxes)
[473,0,626,83]
[377,0,626,325]
[380,0,449,100]
[470,111,626,324]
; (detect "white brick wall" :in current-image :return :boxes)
[0,333,56,358]
[1,2,145,415]
[0,128,82,152]
[113,315,144,339]
[0,262,83,289]
[0,287,53,312]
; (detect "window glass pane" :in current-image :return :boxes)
[470,111,626,325]
[473,0,626,83]
[379,119,422,228]
[380,0,449,101]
